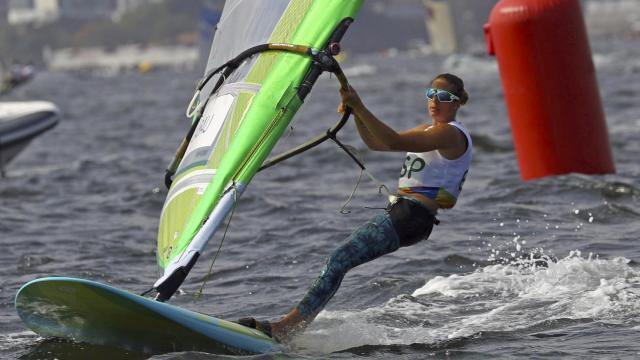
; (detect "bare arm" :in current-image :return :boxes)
[338,100,390,151]
[354,112,390,151]
[340,86,458,153]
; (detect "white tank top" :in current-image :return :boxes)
[397,121,472,208]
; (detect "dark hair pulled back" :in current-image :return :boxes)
[431,73,469,105]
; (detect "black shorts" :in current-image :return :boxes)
[386,197,437,247]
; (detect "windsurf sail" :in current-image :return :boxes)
[153,0,363,301]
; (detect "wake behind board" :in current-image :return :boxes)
[15,277,280,355]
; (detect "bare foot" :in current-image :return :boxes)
[270,309,307,342]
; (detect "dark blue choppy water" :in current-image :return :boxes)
[1,35,640,359]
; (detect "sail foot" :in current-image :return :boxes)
[154,184,244,301]
[154,251,200,302]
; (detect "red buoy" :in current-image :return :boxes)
[484,0,615,181]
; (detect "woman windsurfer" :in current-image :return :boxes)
[240,73,473,341]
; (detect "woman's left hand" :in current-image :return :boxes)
[339,85,364,112]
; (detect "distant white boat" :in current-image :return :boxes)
[422,0,497,55]
[583,0,640,35]
[0,101,60,172]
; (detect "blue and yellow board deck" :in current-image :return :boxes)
[15,277,280,355]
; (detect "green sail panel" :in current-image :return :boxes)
[157,0,362,270]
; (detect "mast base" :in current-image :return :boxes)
[154,252,200,302]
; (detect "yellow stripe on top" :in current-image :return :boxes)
[399,186,458,209]
[245,0,313,84]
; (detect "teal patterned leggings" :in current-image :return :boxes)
[296,197,436,320]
